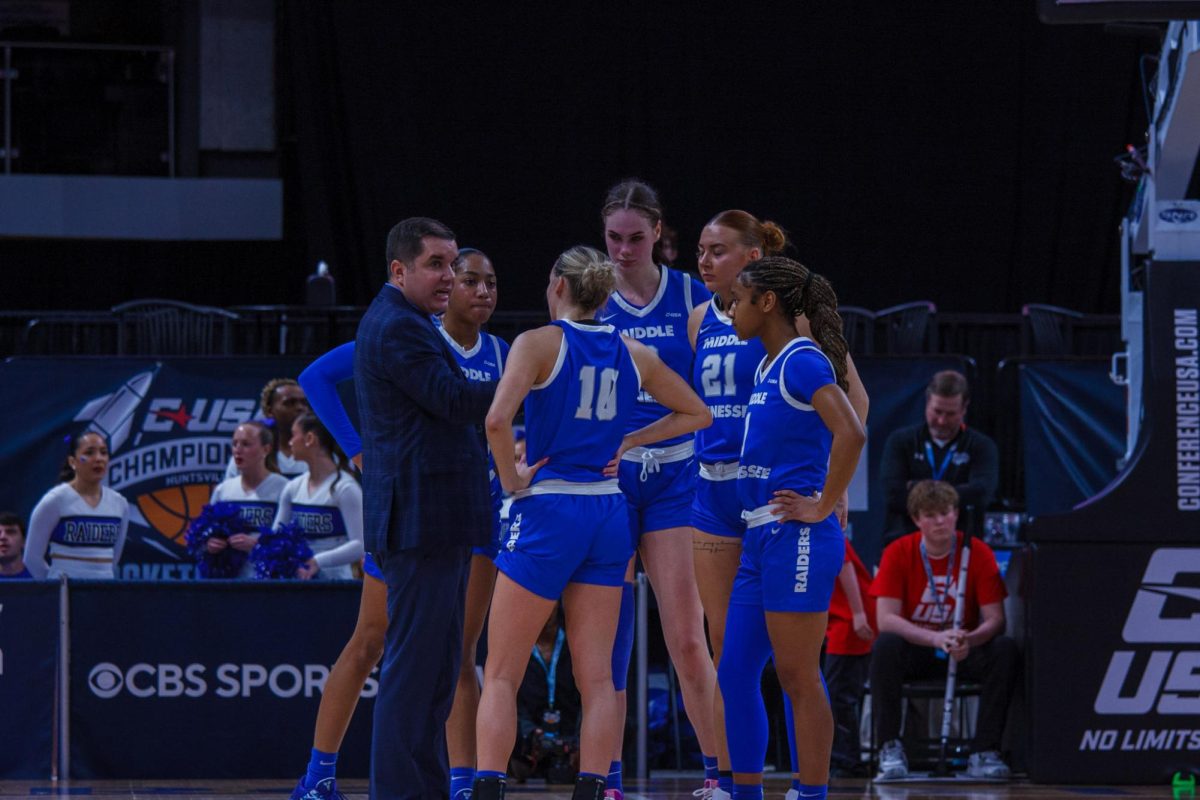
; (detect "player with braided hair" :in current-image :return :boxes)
[716,256,865,800]
[690,212,870,797]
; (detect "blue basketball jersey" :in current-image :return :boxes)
[692,301,765,464]
[600,267,710,445]
[738,337,837,511]
[440,326,509,385]
[440,326,509,504]
[524,320,640,484]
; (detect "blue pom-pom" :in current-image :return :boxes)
[185,502,250,579]
[251,521,314,580]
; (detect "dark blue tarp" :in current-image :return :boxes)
[1019,360,1124,516]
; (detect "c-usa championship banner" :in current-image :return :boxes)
[0,581,58,778]
[0,357,317,579]
[69,581,373,778]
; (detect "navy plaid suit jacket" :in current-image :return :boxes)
[354,284,496,555]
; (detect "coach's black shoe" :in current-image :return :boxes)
[472,775,506,800]
[571,774,606,800]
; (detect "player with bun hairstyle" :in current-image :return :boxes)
[717,256,865,800]
[274,413,364,580]
[689,211,869,795]
[472,245,710,800]
[598,179,720,797]
[24,431,130,579]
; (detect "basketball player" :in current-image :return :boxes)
[274,413,364,580]
[717,257,865,800]
[689,211,870,797]
[24,431,130,579]
[597,179,719,798]
[472,245,711,800]
[288,248,507,800]
[434,248,510,800]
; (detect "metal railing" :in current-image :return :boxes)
[1,40,175,176]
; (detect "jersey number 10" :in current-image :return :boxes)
[575,366,619,421]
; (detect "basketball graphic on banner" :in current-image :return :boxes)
[136,484,214,545]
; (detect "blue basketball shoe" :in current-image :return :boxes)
[289,777,346,800]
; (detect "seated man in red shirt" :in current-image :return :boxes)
[869,480,1017,780]
[825,538,875,776]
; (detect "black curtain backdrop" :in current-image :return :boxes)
[275,2,1152,315]
[0,3,1151,313]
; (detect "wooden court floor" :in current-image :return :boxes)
[0,776,1185,799]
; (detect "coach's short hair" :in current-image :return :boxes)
[385,217,455,274]
[925,370,970,403]
[907,480,959,519]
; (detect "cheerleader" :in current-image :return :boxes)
[207,420,288,572]
[224,378,310,479]
[275,413,364,580]
[717,257,865,800]
[24,431,129,579]
[472,245,710,800]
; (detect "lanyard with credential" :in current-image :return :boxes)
[531,628,566,710]
[919,539,957,630]
[924,440,958,481]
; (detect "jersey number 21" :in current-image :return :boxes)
[700,354,737,397]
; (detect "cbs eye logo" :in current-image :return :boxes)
[88,662,124,698]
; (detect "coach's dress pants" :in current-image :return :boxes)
[371,544,472,800]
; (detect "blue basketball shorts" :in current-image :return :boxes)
[690,465,745,539]
[362,552,383,582]
[618,444,697,541]
[731,513,843,613]
[496,490,633,600]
